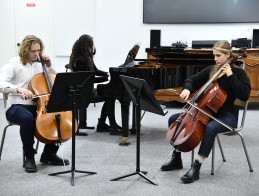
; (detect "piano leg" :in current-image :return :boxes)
[121,100,130,137]
[131,105,136,134]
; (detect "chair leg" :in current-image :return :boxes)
[211,142,215,175]
[237,132,253,172]
[211,135,226,175]
[0,125,11,160]
[217,135,226,162]
[210,131,253,175]
[1,124,39,167]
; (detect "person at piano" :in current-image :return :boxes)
[0,35,69,173]
[69,34,122,135]
[160,40,251,183]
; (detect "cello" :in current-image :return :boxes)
[28,53,77,144]
[166,48,247,152]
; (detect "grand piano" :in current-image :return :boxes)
[149,47,259,104]
[97,44,216,137]
[102,45,217,98]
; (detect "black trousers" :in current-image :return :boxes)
[79,88,117,127]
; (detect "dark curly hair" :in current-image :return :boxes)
[69,34,95,71]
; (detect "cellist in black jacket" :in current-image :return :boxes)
[161,40,251,183]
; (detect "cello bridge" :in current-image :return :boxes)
[183,108,193,116]
[187,110,193,116]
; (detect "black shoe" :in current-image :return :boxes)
[181,160,201,183]
[24,158,37,173]
[79,122,87,129]
[96,123,110,132]
[96,119,110,132]
[116,124,122,130]
[109,125,123,135]
[161,151,183,171]
[40,153,69,166]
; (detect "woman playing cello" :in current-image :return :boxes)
[161,40,251,183]
[0,35,69,173]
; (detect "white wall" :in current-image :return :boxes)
[0,0,53,66]
[14,0,53,58]
[53,0,259,73]
[52,0,96,72]
[1,0,259,73]
[0,0,16,65]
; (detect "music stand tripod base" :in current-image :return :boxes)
[46,72,97,186]
[110,75,165,186]
[110,170,157,186]
[49,169,97,186]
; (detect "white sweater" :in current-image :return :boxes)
[0,56,55,110]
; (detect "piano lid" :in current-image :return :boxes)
[120,44,140,68]
[146,47,214,59]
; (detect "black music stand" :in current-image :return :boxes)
[46,71,97,186]
[110,75,165,186]
[65,64,93,136]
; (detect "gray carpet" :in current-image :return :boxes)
[0,100,258,196]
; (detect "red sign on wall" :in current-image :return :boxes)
[26,3,36,7]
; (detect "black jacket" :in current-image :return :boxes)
[73,59,108,83]
[183,65,251,115]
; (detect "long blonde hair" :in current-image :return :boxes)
[18,35,44,65]
[210,40,232,77]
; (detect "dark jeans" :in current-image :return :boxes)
[168,111,237,157]
[6,104,59,159]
